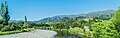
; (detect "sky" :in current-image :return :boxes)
[0,0,120,21]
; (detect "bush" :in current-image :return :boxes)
[21,28,35,32]
[0,20,3,24]
[1,26,10,32]
[69,27,92,38]
[91,21,119,38]
[21,29,29,32]
[9,24,15,31]
[69,27,84,36]
[22,23,29,29]
[0,24,3,30]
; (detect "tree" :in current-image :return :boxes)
[0,3,4,15]
[24,16,27,23]
[71,22,79,28]
[0,1,10,25]
[91,7,120,38]
[0,3,4,24]
[91,21,119,38]
[62,17,70,21]
[111,7,120,36]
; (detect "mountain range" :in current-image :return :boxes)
[34,10,114,23]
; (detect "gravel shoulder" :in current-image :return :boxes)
[0,29,57,38]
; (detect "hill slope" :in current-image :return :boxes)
[35,10,114,23]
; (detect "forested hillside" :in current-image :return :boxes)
[36,10,114,23]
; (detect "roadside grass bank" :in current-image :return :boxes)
[0,28,35,35]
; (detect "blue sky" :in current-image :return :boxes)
[0,0,120,21]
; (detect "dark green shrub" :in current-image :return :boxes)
[1,26,10,32]
[0,20,3,24]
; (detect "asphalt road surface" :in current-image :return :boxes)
[0,29,57,38]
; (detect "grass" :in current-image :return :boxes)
[0,28,35,35]
[0,30,21,35]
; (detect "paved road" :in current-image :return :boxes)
[0,29,57,38]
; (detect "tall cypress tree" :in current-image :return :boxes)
[2,1,10,25]
[0,3,4,15]
[24,16,27,23]
[0,3,4,24]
